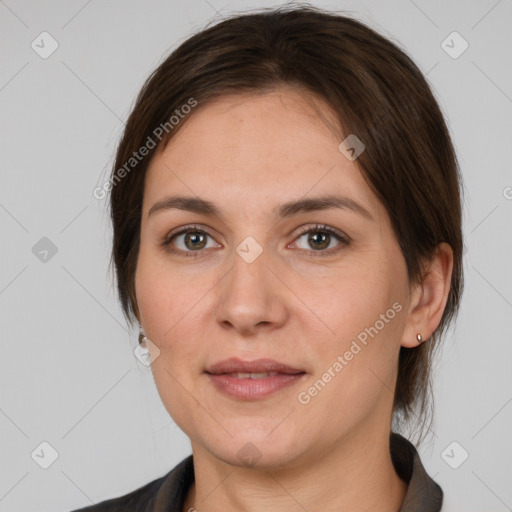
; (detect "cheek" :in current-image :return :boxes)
[135,250,207,433]
[304,255,407,398]
[136,244,198,337]
[321,289,403,385]
[312,257,403,343]
[135,247,213,375]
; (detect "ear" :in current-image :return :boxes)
[131,288,142,326]
[401,242,454,348]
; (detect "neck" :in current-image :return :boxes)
[183,425,407,512]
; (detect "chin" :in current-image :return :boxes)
[198,423,306,470]
[214,442,302,470]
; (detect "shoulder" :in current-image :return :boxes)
[69,476,164,512]
[69,455,194,512]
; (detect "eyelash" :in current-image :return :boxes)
[161,223,349,258]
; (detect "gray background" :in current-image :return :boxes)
[1,0,511,510]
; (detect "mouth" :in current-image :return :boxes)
[205,358,306,400]
[206,357,305,375]
[217,371,285,379]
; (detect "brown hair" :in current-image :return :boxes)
[108,3,464,443]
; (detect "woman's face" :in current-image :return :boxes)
[136,87,412,468]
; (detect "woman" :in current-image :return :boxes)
[74,4,463,511]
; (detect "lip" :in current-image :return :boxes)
[205,358,306,400]
[206,357,304,375]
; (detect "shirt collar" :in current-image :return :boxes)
[390,432,443,511]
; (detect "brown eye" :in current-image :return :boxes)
[292,224,349,255]
[162,225,219,257]
[307,231,331,250]
[182,231,208,250]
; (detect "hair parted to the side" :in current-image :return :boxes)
[108,3,464,445]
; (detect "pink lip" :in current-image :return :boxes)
[206,358,306,400]
[206,357,304,374]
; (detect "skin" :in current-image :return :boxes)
[135,85,453,512]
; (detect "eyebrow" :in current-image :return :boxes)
[147,194,373,221]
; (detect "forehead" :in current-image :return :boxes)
[143,87,382,222]
[159,86,343,161]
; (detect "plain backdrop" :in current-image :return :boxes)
[1,1,511,511]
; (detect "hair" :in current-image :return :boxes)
[107,3,464,445]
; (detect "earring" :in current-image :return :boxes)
[138,329,146,345]
[416,333,423,344]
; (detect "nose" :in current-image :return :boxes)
[215,245,288,337]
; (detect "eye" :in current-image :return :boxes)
[291,224,349,255]
[161,225,219,257]
[161,223,349,258]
